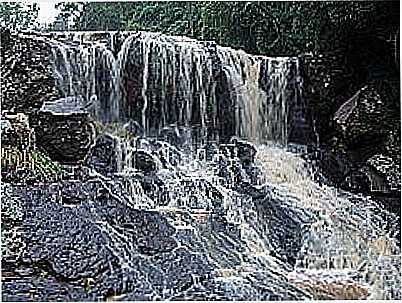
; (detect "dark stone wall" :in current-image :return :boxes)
[302,49,400,206]
[1,29,93,165]
[0,29,61,113]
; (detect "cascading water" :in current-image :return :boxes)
[49,32,120,122]
[48,31,301,145]
[20,31,399,300]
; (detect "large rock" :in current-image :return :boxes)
[301,51,358,142]
[220,138,257,165]
[308,81,400,209]
[333,85,391,160]
[1,182,214,301]
[131,150,161,174]
[1,31,61,113]
[85,134,121,175]
[32,98,95,165]
[363,154,401,194]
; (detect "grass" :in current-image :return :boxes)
[1,147,65,180]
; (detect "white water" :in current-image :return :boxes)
[106,138,400,300]
[257,145,400,299]
[47,31,301,144]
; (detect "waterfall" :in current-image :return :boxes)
[6,32,398,301]
[48,31,302,145]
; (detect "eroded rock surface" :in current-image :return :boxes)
[32,98,95,165]
[1,138,322,301]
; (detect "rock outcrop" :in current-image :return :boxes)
[31,98,95,165]
[1,112,34,151]
[1,175,313,301]
[0,30,61,113]
[85,134,121,175]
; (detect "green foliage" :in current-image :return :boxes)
[57,1,399,57]
[31,150,65,175]
[0,2,39,30]
[1,147,64,178]
[51,2,82,30]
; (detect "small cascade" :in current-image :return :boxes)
[97,135,400,299]
[49,34,120,122]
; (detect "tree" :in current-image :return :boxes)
[0,2,39,30]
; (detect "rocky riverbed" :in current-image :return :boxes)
[2,130,401,301]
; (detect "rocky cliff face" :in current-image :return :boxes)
[302,51,400,208]
[0,29,61,113]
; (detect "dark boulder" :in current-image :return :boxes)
[1,32,61,113]
[231,137,257,165]
[333,85,391,159]
[58,180,89,205]
[363,154,401,194]
[131,150,161,174]
[1,182,219,301]
[323,83,401,203]
[311,147,355,187]
[85,134,121,176]
[32,98,95,165]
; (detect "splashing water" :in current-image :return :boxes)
[100,135,400,299]
[256,144,400,299]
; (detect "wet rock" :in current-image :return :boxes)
[135,174,166,203]
[219,143,236,158]
[58,180,89,205]
[333,85,390,157]
[221,161,252,187]
[1,182,221,301]
[155,141,182,167]
[311,147,355,187]
[244,164,265,185]
[32,98,95,165]
[203,142,220,161]
[131,150,161,174]
[289,270,369,300]
[231,137,257,165]
[123,120,144,137]
[1,32,61,113]
[85,134,120,175]
[236,183,317,267]
[365,154,401,193]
